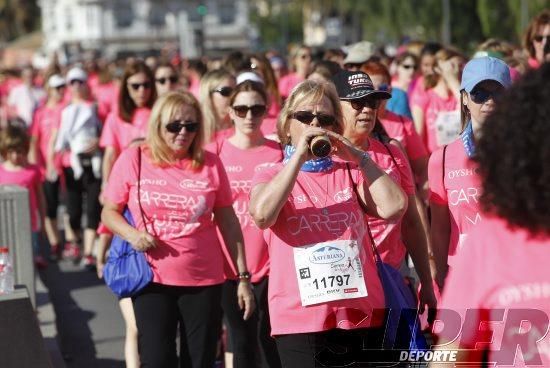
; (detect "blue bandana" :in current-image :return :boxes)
[283,145,333,172]
[461,121,476,158]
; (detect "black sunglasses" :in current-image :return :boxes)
[165,120,200,134]
[211,86,233,97]
[469,88,504,104]
[156,76,179,85]
[291,111,336,127]
[55,85,66,90]
[70,79,85,86]
[349,97,381,111]
[533,35,549,43]
[232,104,267,118]
[401,64,417,70]
[344,63,363,70]
[128,82,152,91]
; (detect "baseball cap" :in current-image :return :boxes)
[460,56,511,93]
[343,41,375,65]
[48,74,65,89]
[236,71,264,85]
[332,70,391,100]
[66,67,88,83]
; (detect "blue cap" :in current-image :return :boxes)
[460,56,512,93]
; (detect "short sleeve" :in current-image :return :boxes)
[212,154,233,208]
[251,163,281,188]
[103,146,138,206]
[99,112,119,151]
[388,144,415,195]
[401,116,428,160]
[428,147,447,205]
[410,86,429,111]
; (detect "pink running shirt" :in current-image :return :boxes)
[380,111,428,161]
[30,103,64,175]
[428,138,481,268]
[278,73,304,100]
[103,146,233,286]
[217,139,282,282]
[251,162,385,335]
[438,215,550,367]
[99,107,151,153]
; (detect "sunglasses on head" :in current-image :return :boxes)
[211,86,233,97]
[156,76,179,85]
[128,82,152,91]
[401,63,416,70]
[165,120,200,134]
[291,111,336,127]
[533,34,549,43]
[349,97,381,111]
[232,104,267,118]
[469,87,504,104]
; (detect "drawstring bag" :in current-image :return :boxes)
[103,147,153,298]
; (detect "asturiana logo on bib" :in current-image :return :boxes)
[309,246,345,264]
[179,179,209,191]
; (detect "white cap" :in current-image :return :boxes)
[48,74,66,88]
[67,67,88,82]
[236,71,264,85]
[343,41,375,65]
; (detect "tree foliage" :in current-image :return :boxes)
[0,0,41,43]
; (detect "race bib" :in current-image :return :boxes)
[435,110,461,146]
[293,239,368,306]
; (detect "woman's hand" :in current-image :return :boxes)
[325,130,363,163]
[237,280,256,320]
[294,126,332,162]
[418,281,438,324]
[127,229,157,251]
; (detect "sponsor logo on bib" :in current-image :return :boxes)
[309,246,345,264]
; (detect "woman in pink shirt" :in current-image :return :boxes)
[218,80,282,368]
[522,9,550,69]
[433,63,550,368]
[154,62,181,97]
[428,57,511,290]
[199,68,236,144]
[101,91,254,367]
[250,80,407,367]
[277,45,312,101]
[250,53,282,139]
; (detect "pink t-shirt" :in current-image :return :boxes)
[278,73,304,100]
[217,139,282,281]
[366,139,416,269]
[99,107,151,153]
[94,82,119,123]
[103,146,233,286]
[438,215,550,367]
[251,162,385,335]
[204,128,235,154]
[0,163,41,231]
[30,102,64,175]
[410,88,458,153]
[428,138,481,267]
[380,110,428,161]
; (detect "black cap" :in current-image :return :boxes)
[331,70,391,101]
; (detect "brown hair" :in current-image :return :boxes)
[361,61,391,84]
[424,47,464,90]
[0,125,30,158]
[119,61,157,123]
[229,80,268,107]
[145,91,204,169]
[523,9,550,59]
[394,52,419,68]
[277,80,343,145]
[250,53,281,106]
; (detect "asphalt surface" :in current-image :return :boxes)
[39,258,126,368]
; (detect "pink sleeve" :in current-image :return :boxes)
[428,147,447,205]
[401,116,428,160]
[388,144,415,195]
[410,86,429,111]
[99,113,119,151]
[251,164,280,188]
[212,154,233,208]
[103,147,138,206]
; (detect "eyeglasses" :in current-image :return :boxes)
[400,64,417,70]
[349,97,381,111]
[156,76,179,85]
[533,34,549,43]
[291,111,336,127]
[232,104,267,118]
[128,82,152,91]
[211,86,233,97]
[70,79,84,86]
[165,120,200,134]
[469,88,504,104]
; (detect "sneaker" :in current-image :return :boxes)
[80,255,96,271]
[34,255,48,269]
[49,244,60,261]
[63,243,81,261]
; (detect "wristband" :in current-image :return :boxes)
[359,151,371,169]
[237,271,251,281]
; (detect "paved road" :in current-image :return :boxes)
[40,258,126,368]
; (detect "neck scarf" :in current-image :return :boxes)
[283,145,333,172]
[461,120,476,158]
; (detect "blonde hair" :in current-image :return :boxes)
[199,68,234,143]
[277,80,343,145]
[145,91,204,169]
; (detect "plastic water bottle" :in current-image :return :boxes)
[0,247,15,294]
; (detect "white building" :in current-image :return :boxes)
[39,0,253,60]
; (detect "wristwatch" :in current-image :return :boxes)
[237,271,251,281]
[359,151,371,169]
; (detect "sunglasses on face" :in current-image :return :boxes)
[469,88,504,104]
[55,85,66,91]
[344,63,363,70]
[70,79,84,86]
[156,76,179,85]
[232,104,267,118]
[349,97,381,111]
[211,86,233,97]
[400,63,416,70]
[128,82,152,91]
[291,111,336,127]
[533,34,549,43]
[165,120,200,134]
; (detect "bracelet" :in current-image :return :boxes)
[358,151,371,170]
[237,271,251,281]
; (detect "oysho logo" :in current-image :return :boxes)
[179,179,209,191]
[225,166,243,173]
[333,187,352,203]
[309,246,345,264]
[255,162,277,172]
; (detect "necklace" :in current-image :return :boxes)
[298,170,331,215]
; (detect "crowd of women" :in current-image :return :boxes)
[0,8,549,368]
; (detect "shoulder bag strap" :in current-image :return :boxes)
[382,141,399,168]
[442,145,448,189]
[136,146,148,229]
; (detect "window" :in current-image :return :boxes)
[114,1,134,28]
[219,1,235,25]
[148,4,167,26]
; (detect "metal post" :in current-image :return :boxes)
[441,0,451,45]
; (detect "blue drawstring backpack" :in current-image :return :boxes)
[103,147,153,298]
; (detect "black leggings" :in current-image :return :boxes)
[63,166,101,232]
[43,179,60,219]
[132,283,223,368]
[275,327,385,368]
[222,278,281,368]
